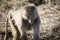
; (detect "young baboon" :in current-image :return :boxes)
[8,4,40,40]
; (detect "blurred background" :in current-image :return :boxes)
[0,0,60,40]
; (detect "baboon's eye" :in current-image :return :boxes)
[27,12,35,16]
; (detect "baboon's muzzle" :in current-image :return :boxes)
[28,16,35,24]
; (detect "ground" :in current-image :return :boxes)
[0,0,60,40]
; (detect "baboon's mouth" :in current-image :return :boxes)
[29,20,34,24]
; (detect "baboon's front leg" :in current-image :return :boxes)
[21,31,27,40]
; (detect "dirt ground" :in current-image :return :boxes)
[0,0,60,40]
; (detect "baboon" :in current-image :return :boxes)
[8,4,40,40]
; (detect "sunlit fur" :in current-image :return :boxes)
[8,4,40,40]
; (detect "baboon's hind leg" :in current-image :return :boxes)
[9,19,20,40]
[12,27,17,40]
[4,17,8,40]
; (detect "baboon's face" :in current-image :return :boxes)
[23,6,37,24]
